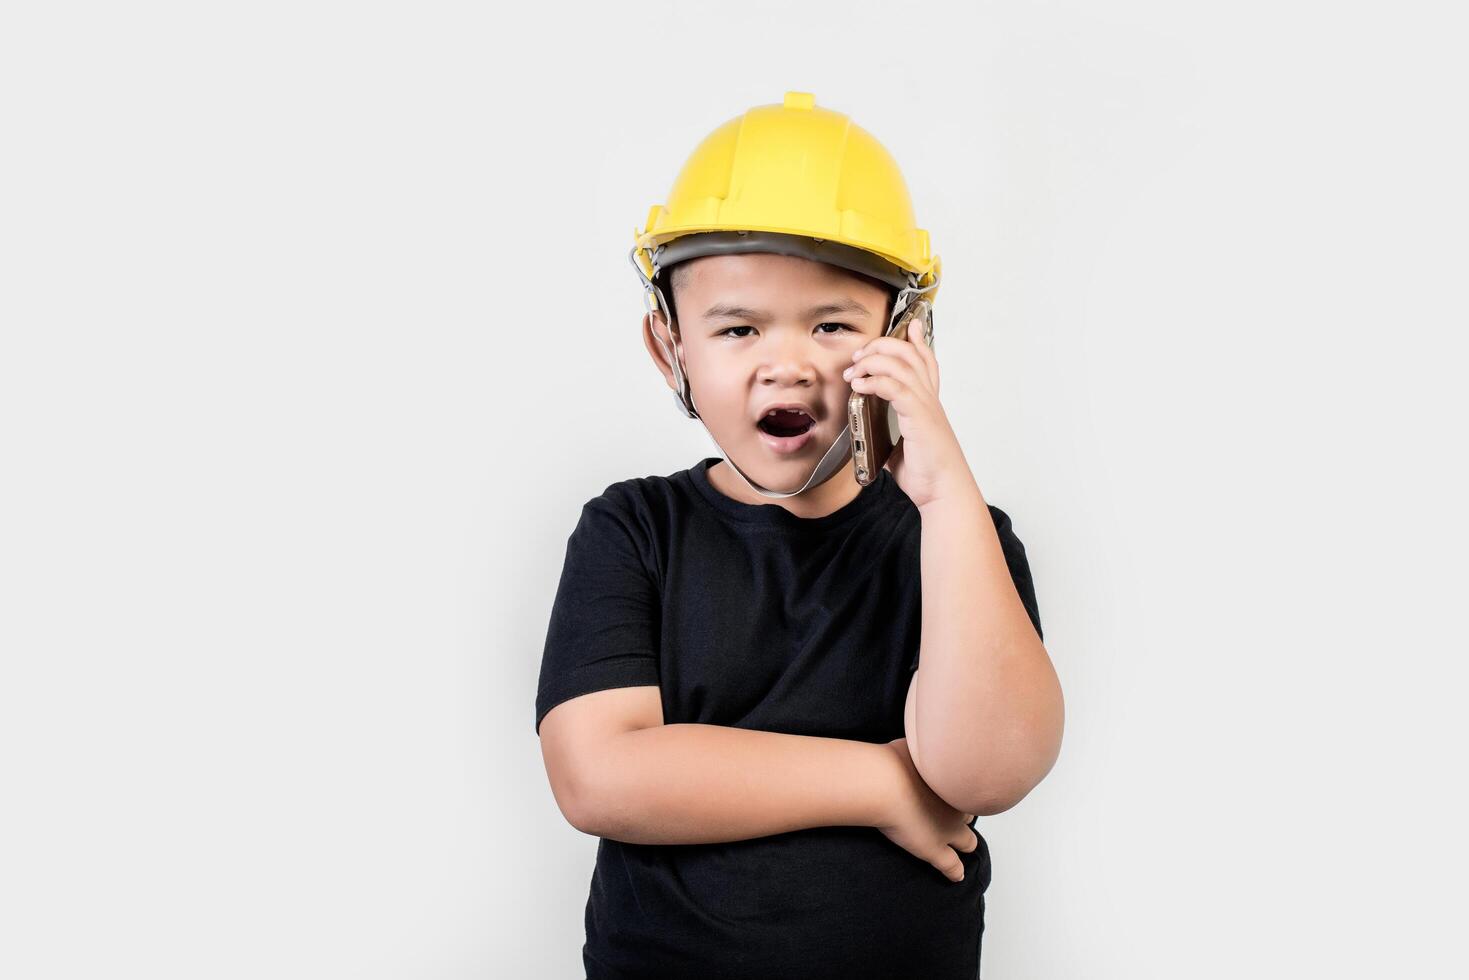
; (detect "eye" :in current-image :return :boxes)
[716,323,855,339]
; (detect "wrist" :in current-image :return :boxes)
[864,739,911,828]
[916,469,983,518]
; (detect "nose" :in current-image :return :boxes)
[756,330,819,387]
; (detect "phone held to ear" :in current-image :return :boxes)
[848,298,934,486]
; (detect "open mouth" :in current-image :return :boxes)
[757,409,816,438]
[755,409,817,455]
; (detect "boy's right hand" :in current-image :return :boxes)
[874,737,979,883]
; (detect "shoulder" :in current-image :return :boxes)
[983,501,1044,638]
[983,501,1037,560]
[986,502,1019,538]
[566,465,700,572]
[579,464,693,526]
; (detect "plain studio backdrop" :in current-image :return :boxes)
[2,1,1464,977]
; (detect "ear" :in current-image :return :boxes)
[641,309,681,394]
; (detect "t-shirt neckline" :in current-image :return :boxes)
[689,456,893,529]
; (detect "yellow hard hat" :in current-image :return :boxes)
[629,91,942,498]
[632,90,939,283]
[631,91,941,321]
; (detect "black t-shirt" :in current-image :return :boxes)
[535,457,1043,979]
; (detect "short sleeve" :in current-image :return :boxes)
[909,504,1043,672]
[534,493,662,735]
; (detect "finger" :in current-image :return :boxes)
[935,849,966,883]
[856,336,929,383]
[953,828,979,853]
[845,353,925,393]
[848,373,912,411]
[910,324,940,392]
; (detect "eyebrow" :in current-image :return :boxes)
[701,298,872,321]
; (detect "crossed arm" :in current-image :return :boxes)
[559,719,907,843]
[544,487,1063,841]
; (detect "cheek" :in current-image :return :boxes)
[681,355,744,411]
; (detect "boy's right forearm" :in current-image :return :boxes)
[573,723,903,845]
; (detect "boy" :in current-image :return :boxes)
[535,92,1064,979]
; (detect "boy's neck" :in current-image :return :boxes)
[705,458,865,520]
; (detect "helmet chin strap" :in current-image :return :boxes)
[633,266,851,501]
[688,386,854,500]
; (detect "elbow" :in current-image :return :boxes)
[976,733,1064,816]
[562,763,619,837]
[566,750,645,839]
[553,772,589,833]
[970,781,1032,816]
[933,772,1024,817]
[910,652,1066,817]
[566,797,603,837]
[543,757,613,837]
[910,751,1007,817]
[548,774,597,835]
[541,726,644,839]
[979,739,1065,816]
[917,734,1063,818]
[974,687,1066,816]
[929,770,1037,817]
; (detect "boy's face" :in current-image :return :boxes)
[643,251,892,494]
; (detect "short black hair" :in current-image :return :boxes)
[658,260,692,327]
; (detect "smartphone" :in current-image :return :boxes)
[849,298,934,485]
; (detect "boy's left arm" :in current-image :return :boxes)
[905,477,1064,816]
[846,327,1065,817]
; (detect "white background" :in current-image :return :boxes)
[3,1,1465,977]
